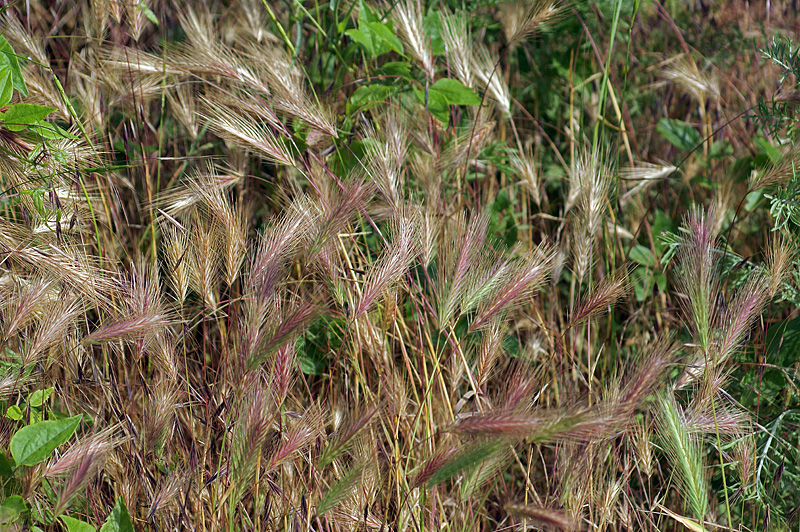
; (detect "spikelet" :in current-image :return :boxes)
[353,215,416,319]
[570,270,629,325]
[161,223,191,304]
[167,83,201,140]
[506,503,576,531]
[392,0,434,79]
[441,11,472,87]
[500,0,564,48]
[750,142,800,190]
[662,56,720,103]
[766,234,794,297]
[187,214,220,309]
[363,109,409,208]
[676,206,720,355]
[3,16,45,65]
[512,143,543,206]
[202,100,297,167]
[656,394,709,521]
[470,241,555,330]
[253,46,338,137]
[472,43,510,115]
[436,213,490,327]
[229,385,273,505]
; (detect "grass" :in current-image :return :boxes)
[0,0,799,531]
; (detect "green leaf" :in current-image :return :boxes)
[344,28,374,56]
[0,495,27,526]
[100,498,134,532]
[656,118,701,152]
[347,84,394,115]
[357,0,379,24]
[0,69,13,107]
[5,405,22,421]
[632,266,655,302]
[708,140,732,160]
[62,515,98,532]
[629,245,657,268]
[3,104,57,131]
[366,21,404,55]
[297,348,327,376]
[10,414,82,466]
[29,387,54,407]
[380,61,411,80]
[766,317,800,367]
[0,452,13,476]
[422,11,446,55]
[0,36,27,97]
[31,120,77,140]
[432,78,481,106]
[413,86,449,124]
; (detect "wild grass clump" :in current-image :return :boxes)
[0,1,798,531]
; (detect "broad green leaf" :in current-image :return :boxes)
[0,36,27,97]
[5,404,22,421]
[297,349,327,376]
[366,21,404,55]
[344,28,374,56]
[656,118,701,152]
[10,414,82,466]
[4,104,56,131]
[633,267,655,302]
[347,84,393,115]
[754,136,782,165]
[62,515,98,532]
[0,69,12,107]
[380,61,411,80]
[629,245,657,268]
[100,498,134,532]
[765,316,800,367]
[357,0,379,25]
[29,387,54,407]
[414,86,449,124]
[0,452,13,476]
[31,120,77,140]
[0,495,27,525]
[432,78,481,106]
[422,11,446,55]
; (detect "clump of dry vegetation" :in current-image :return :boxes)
[0,1,798,531]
